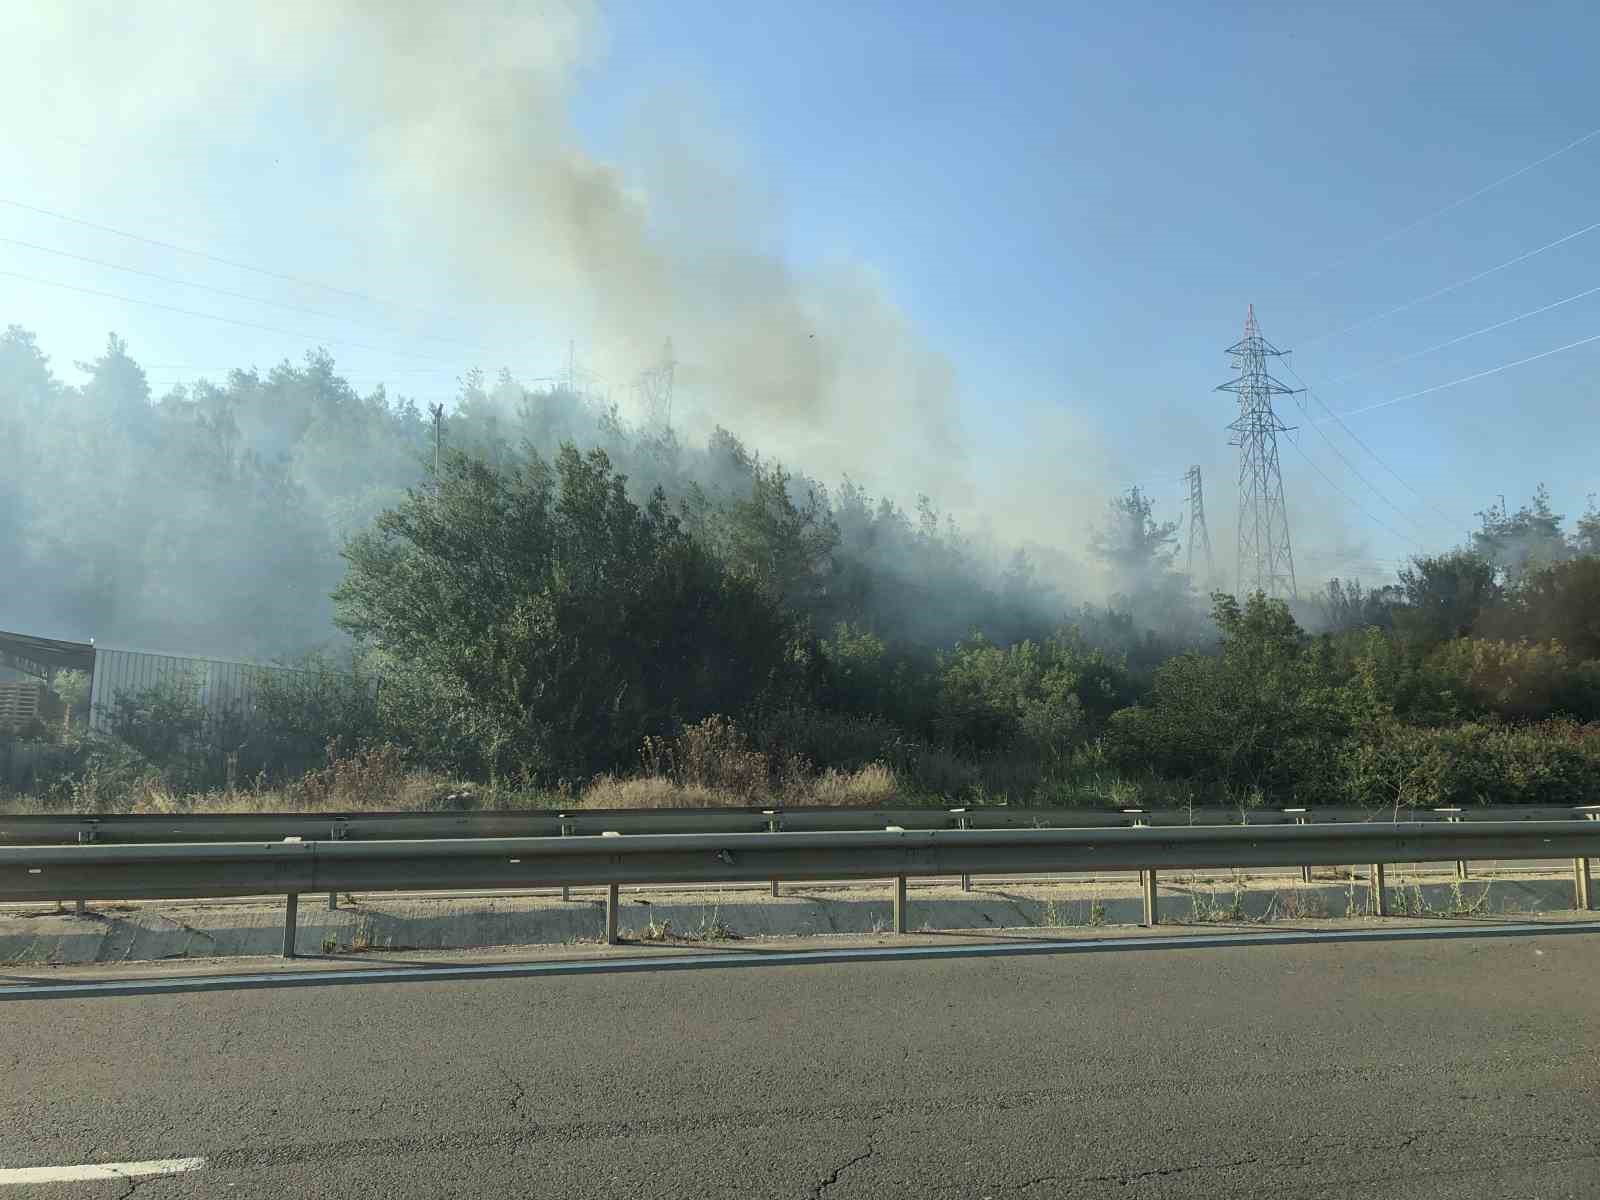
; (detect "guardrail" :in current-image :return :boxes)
[6,803,1598,845]
[3,820,1598,959]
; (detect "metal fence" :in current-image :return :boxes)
[4,820,1599,958]
[5,803,1598,846]
[86,647,298,736]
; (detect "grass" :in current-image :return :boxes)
[0,711,1252,816]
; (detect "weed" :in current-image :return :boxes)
[686,905,738,941]
[638,917,675,942]
[1188,883,1248,923]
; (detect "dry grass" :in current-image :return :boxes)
[578,774,749,809]
[575,761,902,809]
[808,762,898,806]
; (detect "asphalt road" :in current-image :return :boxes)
[3,930,1599,1198]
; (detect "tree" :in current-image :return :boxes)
[335,444,795,779]
[1092,486,1179,578]
[708,458,839,617]
[1572,495,1600,558]
[1392,551,1500,649]
[1471,485,1569,584]
[1105,593,1351,802]
[1313,577,1399,634]
[1091,486,1195,639]
[1497,556,1600,661]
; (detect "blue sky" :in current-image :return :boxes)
[3,1,1598,585]
[581,0,1600,575]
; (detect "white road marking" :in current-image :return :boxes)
[0,1157,205,1186]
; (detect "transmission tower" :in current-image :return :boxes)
[638,337,677,432]
[1216,305,1298,599]
[1184,465,1215,588]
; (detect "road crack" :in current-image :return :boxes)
[811,1118,883,1198]
[491,1061,527,1117]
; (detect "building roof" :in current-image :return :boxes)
[0,629,96,676]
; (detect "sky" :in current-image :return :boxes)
[2,0,1598,589]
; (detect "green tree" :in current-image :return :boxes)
[1471,485,1569,584]
[1105,593,1351,802]
[335,444,794,779]
[1091,485,1196,637]
[1495,556,1600,661]
[1313,577,1399,633]
[1392,551,1500,649]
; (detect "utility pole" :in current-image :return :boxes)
[429,403,445,478]
[1184,465,1215,589]
[1216,305,1298,599]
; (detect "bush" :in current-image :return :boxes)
[335,444,797,781]
[1419,638,1600,722]
[640,715,771,801]
[1341,719,1600,808]
[1103,594,1351,804]
[933,629,1130,759]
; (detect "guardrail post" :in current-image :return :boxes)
[765,810,781,897]
[1286,809,1311,883]
[893,875,907,934]
[1574,808,1600,912]
[1437,808,1466,879]
[283,893,299,958]
[605,883,620,945]
[1370,863,1388,917]
[559,817,575,902]
[1129,811,1158,926]
[329,819,348,909]
[74,828,91,916]
[951,808,971,891]
[1142,867,1159,927]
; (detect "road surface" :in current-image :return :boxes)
[2,928,1598,1197]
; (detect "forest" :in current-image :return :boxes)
[6,325,1600,813]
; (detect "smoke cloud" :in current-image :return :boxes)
[2,2,975,503]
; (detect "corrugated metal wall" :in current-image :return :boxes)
[87,648,297,735]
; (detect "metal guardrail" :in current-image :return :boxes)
[3,820,1598,958]
[5,803,1597,846]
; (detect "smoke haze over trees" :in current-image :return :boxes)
[10,322,1600,811]
[0,325,1199,663]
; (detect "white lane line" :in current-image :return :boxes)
[0,1157,205,1186]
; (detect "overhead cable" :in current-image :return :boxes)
[1328,329,1600,419]
[1300,124,1600,285]
[1301,219,1600,348]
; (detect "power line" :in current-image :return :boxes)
[1326,282,1600,384]
[1283,431,1420,548]
[1280,358,1459,533]
[0,266,468,363]
[0,232,509,359]
[1300,218,1600,349]
[1300,124,1600,285]
[1285,375,1434,533]
[0,195,453,323]
[1328,328,1600,419]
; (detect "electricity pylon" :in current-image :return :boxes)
[1184,465,1215,589]
[639,338,676,432]
[1216,305,1298,599]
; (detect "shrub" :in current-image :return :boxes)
[1418,638,1600,722]
[640,715,770,801]
[1341,719,1600,808]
